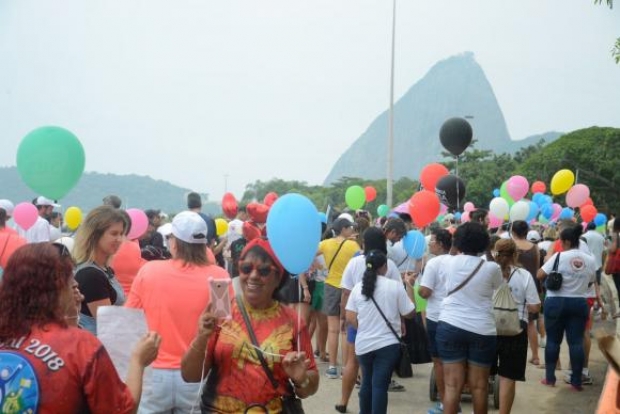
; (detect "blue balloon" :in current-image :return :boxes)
[559,207,574,220]
[454,212,462,221]
[317,212,327,224]
[266,193,321,274]
[532,193,544,206]
[594,213,607,226]
[541,203,554,220]
[403,230,425,260]
[493,188,500,197]
[542,195,553,206]
[526,201,539,222]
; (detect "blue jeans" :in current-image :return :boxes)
[357,343,400,414]
[544,296,588,386]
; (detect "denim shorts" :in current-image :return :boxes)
[436,321,497,368]
[425,318,440,358]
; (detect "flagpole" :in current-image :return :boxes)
[386,0,396,208]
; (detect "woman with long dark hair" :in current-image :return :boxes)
[537,225,596,390]
[345,250,415,414]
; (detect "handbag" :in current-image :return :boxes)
[493,268,523,336]
[605,234,620,275]
[545,253,563,291]
[236,296,305,414]
[370,297,413,378]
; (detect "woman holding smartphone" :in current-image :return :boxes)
[126,211,230,413]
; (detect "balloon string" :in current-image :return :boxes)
[297,276,301,353]
[455,156,460,212]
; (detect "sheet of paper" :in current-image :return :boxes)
[97,306,150,380]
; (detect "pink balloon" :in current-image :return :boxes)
[439,203,448,214]
[13,202,38,230]
[126,208,148,240]
[551,203,563,221]
[565,184,590,208]
[488,212,503,228]
[463,202,475,212]
[461,211,471,223]
[506,175,529,201]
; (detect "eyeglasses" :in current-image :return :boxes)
[52,242,70,258]
[238,261,277,277]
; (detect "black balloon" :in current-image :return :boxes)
[435,175,466,209]
[439,117,473,157]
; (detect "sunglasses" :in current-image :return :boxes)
[238,261,277,277]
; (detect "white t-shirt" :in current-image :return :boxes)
[387,241,408,270]
[538,240,553,254]
[503,266,541,322]
[226,219,243,247]
[582,230,606,269]
[541,250,596,298]
[438,255,503,336]
[340,255,402,290]
[419,254,451,322]
[346,276,415,355]
[17,216,51,243]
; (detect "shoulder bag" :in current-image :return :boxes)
[447,259,485,296]
[545,253,563,291]
[327,239,348,271]
[605,234,620,275]
[236,296,305,414]
[369,296,413,378]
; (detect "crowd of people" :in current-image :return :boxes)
[0,193,616,413]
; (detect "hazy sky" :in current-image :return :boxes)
[1,0,619,202]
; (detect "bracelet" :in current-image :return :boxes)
[292,377,310,389]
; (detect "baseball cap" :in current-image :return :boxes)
[527,230,541,243]
[171,211,208,244]
[35,196,60,208]
[337,213,354,224]
[0,199,14,216]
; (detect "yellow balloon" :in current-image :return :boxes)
[550,169,575,195]
[215,218,228,237]
[65,206,83,230]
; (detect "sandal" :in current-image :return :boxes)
[335,404,347,413]
[529,358,540,365]
[540,378,556,387]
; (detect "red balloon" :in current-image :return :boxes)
[263,192,278,207]
[222,192,238,219]
[581,197,593,207]
[408,190,440,228]
[420,163,449,192]
[364,186,377,202]
[580,205,597,223]
[242,221,262,241]
[247,202,270,224]
[531,181,546,194]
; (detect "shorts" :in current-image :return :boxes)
[425,318,440,358]
[596,268,602,286]
[586,297,596,330]
[528,312,540,322]
[322,283,342,317]
[347,325,357,344]
[309,280,324,311]
[436,321,496,368]
[491,321,528,381]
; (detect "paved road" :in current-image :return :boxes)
[302,297,616,413]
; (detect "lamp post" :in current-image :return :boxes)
[386,0,396,208]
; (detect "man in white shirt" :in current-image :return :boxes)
[17,196,59,243]
[582,222,606,285]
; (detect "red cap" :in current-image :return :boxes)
[240,238,284,276]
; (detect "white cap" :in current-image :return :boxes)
[527,230,541,243]
[157,223,173,238]
[35,196,60,208]
[171,211,208,244]
[56,236,75,253]
[337,213,354,224]
[0,199,14,216]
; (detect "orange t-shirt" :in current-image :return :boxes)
[0,324,135,413]
[0,226,18,236]
[125,260,231,369]
[0,232,27,269]
[111,240,146,295]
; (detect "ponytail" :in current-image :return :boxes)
[362,250,387,300]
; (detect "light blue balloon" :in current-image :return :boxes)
[526,201,539,222]
[317,212,327,224]
[532,193,544,206]
[403,230,425,260]
[559,207,574,220]
[266,193,321,274]
[594,213,607,226]
[454,212,462,221]
[542,195,553,206]
[493,188,500,197]
[541,203,554,219]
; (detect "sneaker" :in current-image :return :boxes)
[539,337,546,348]
[325,366,339,379]
[427,402,444,414]
[388,379,405,392]
[564,373,593,385]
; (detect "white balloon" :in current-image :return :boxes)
[489,197,509,219]
[509,200,530,222]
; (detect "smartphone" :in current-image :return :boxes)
[209,278,232,320]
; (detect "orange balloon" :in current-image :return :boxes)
[364,186,377,202]
[420,163,449,192]
[408,190,440,228]
[580,205,597,223]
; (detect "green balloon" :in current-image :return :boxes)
[17,126,85,200]
[345,185,365,210]
[500,181,515,208]
[413,283,427,312]
[377,204,389,217]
